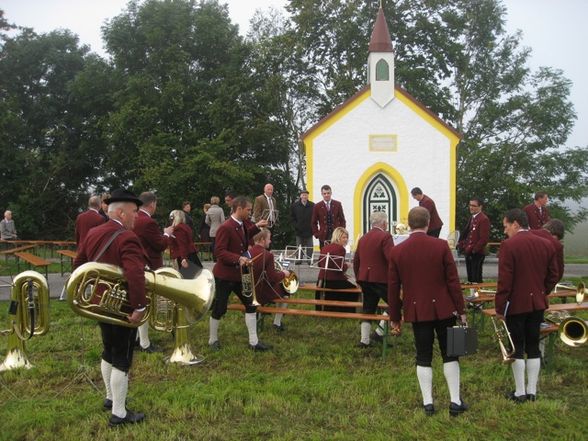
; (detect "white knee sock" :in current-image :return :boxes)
[100,359,113,400]
[209,317,220,344]
[273,303,285,326]
[360,322,371,344]
[110,368,129,418]
[376,312,388,336]
[245,312,258,346]
[416,366,433,406]
[138,322,150,349]
[443,361,461,405]
[526,358,541,395]
[511,359,526,397]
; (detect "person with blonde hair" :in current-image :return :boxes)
[317,227,358,312]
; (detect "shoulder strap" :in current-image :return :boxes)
[93,228,126,262]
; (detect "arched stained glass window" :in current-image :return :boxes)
[375,59,389,81]
[362,173,397,234]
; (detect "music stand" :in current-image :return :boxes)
[310,252,345,272]
[261,208,279,228]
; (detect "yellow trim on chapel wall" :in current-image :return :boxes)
[353,162,409,243]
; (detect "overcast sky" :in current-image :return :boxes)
[3,0,586,148]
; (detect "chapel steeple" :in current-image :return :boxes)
[368,5,395,107]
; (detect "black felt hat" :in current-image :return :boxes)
[104,188,143,207]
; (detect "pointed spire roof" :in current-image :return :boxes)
[368,6,394,53]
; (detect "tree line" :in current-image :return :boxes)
[1,0,586,244]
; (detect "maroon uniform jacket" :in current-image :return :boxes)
[317,243,349,281]
[523,203,550,230]
[458,212,490,255]
[388,232,464,323]
[353,227,394,284]
[419,195,443,232]
[133,209,169,270]
[213,217,260,282]
[74,219,147,310]
[169,223,197,260]
[75,208,106,246]
[311,200,346,242]
[495,230,559,316]
[250,244,285,305]
[530,229,564,282]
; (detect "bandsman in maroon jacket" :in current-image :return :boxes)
[311,184,346,248]
[250,229,291,331]
[208,196,269,351]
[495,209,558,403]
[457,197,490,283]
[410,187,443,237]
[388,207,467,417]
[530,219,565,282]
[523,191,551,230]
[353,211,394,347]
[133,191,174,353]
[75,195,106,246]
[74,188,147,427]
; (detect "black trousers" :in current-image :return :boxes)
[505,309,543,359]
[211,278,256,319]
[316,279,358,312]
[412,317,458,367]
[359,282,387,315]
[465,253,485,283]
[99,322,137,372]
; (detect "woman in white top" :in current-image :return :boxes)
[205,196,225,261]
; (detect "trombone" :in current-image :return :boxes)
[491,316,516,364]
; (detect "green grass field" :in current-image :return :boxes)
[1,295,587,441]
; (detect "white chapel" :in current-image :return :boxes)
[302,6,461,245]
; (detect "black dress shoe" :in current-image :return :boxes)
[526,394,537,402]
[370,332,384,343]
[273,323,286,332]
[505,391,527,403]
[249,341,271,351]
[423,404,435,416]
[109,410,145,427]
[140,344,161,353]
[103,399,113,410]
[209,341,221,351]
[357,342,371,348]
[449,401,468,416]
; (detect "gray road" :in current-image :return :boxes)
[1,258,586,300]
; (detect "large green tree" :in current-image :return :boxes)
[281,0,587,237]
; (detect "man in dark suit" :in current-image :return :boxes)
[133,191,174,353]
[75,195,106,246]
[311,184,346,248]
[354,211,394,347]
[410,187,443,237]
[530,219,565,282]
[182,201,194,231]
[495,208,559,403]
[74,189,148,427]
[252,183,278,228]
[290,189,315,263]
[208,196,269,351]
[458,197,490,283]
[388,207,467,417]
[523,191,551,230]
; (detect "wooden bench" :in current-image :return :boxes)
[195,241,213,261]
[298,283,362,294]
[14,252,51,278]
[56,249,77,276]
[227,297,392,358]
[0,244,36,262]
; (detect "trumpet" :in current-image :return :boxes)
[1,271,50,371]
[241,259,260,306]
[491,316,515,364]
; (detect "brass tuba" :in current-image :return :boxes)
[1,271,49,371]
[491,316,516,364]
[66,262,213,328]
[545,310,587,347]
[275,260,299,294]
